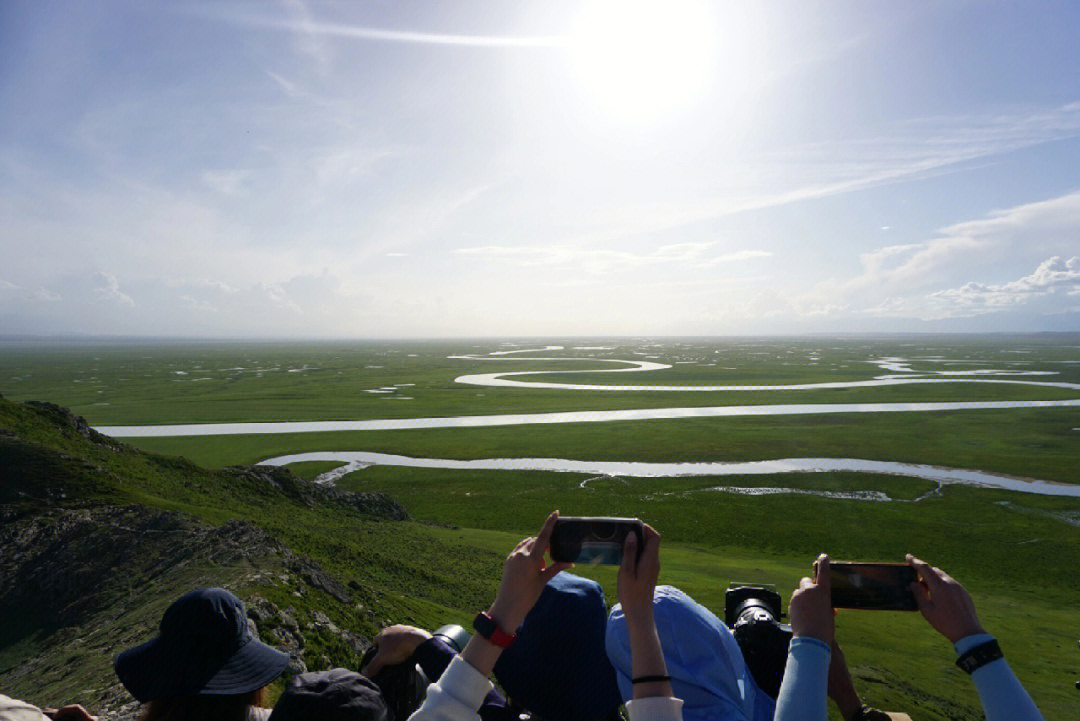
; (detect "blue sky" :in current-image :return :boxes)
[2,0,1079,337]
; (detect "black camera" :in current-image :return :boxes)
[724,584,793,699]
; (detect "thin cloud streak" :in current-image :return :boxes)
[186,7,564,48]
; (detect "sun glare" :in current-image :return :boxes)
[568,0,718,123]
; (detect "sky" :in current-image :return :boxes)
[2,0,1079,338]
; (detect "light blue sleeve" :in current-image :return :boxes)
[773,637,830,721]
[953,634,1045,721]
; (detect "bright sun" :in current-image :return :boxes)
[567,0,719,123]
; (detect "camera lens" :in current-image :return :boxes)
[591,523,616,540]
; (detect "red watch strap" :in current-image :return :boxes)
[474,611,516,648]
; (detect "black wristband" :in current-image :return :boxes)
[631,674,672,684]
[956,639,1003,674]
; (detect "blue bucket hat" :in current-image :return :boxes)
[493,573,622,721]
[114,587,290,702]
[606,586,774,721]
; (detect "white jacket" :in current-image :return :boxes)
[408,655,683,721]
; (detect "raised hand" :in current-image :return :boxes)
[617,523,661,620]
[487,511,573,633]
[789,554,834,644]
[907,555,985,644]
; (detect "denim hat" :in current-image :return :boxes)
[114,587,289,702]
[269,669,389,721]
[606,586,774,721]
[494,573,622,721]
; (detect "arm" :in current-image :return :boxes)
[907,556,1044,721]
[953,634,1043,721]
[617,525,683,721]
[409,512,570,721]
[774,555,833,721]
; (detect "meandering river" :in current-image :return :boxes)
[254,451,1080,498]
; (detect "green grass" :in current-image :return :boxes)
[125,406,1080,483]
[3,336,1078,425]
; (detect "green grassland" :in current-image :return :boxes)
[2,336,1078,425]
[127,407,1080,483]
[3,335,1080,720]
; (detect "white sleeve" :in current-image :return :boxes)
[626,696,684,721]
[407,655,495,721]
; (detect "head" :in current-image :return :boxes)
[137,689,266,721]
[114,588,289,715]
[269,669,389,721]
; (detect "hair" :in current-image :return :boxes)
[137,688,266,721]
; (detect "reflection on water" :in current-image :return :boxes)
[255,451,1080,498]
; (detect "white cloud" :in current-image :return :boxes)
[927,256,1080,316]
[0,280,20,291]
[201,169,252,196]
[92,273,134,307]
[454,243,769,274]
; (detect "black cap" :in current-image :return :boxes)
[269,669,389,721]
[114,587,289,702]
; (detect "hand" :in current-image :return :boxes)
[617,523,661,623]
[789,554,834,644]
[44,706,98,721]
[907,555,986,644]
[487,511,572,633]
[360,624,432,678]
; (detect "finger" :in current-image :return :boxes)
[909,580,932,613]
[541,561,572,584]
[621,532,638,575]
[532,511,559,560]
[799,576,814,590]
[906,554,944,591]
[361,650,386,678]
[815,554,831,593]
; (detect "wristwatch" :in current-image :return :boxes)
[472,611,516,648]
[956,639,1003,674]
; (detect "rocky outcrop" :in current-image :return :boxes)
[225,464,409,520]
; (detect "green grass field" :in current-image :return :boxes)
[3,334,1079,720]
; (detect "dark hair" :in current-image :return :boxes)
[137,688,266,721]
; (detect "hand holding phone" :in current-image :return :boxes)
[549,516,644,565]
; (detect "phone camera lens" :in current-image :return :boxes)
[591,523,616,541]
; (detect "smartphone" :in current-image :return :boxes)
[828,562,919,611]
[549,517,644,565]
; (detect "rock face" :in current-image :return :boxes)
[224,464,410,520]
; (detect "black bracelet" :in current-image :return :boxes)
[631,674,672,684]
[956,639,1003,675]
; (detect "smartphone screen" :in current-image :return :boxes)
[829,562,919,611]
[549,517,643,565]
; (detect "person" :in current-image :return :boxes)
[359,625,516,720]
[492,572,623,721]
[606,572,773,721]
[112,587,290,721]
[268,669,389,721]
[774,554,1046,721]
[405,511,683,721]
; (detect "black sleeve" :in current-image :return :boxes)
[410,637,518,721]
